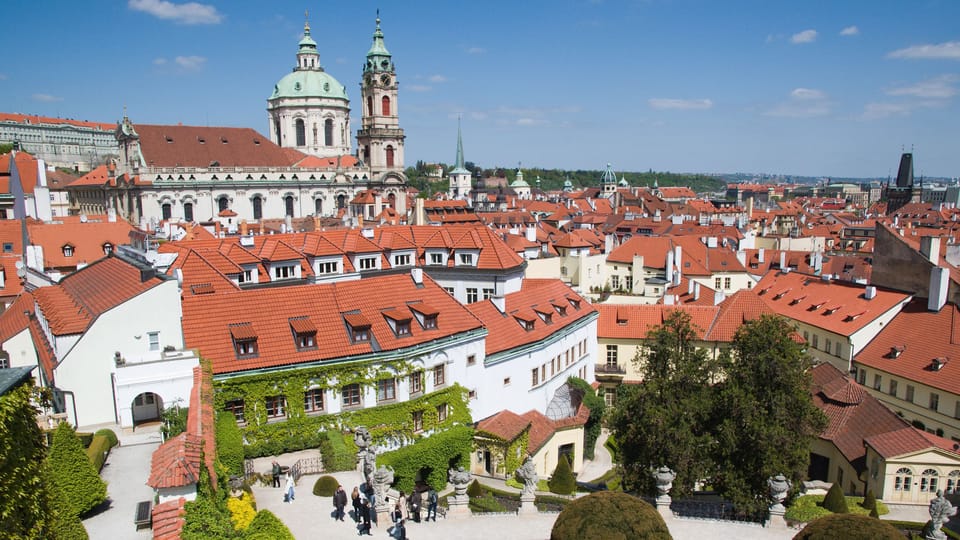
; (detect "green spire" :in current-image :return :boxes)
[451,118,469,175]
[601,163,617,185]
[364,11,393,73]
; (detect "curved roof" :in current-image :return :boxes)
[270,69,349,102]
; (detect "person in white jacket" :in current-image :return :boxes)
[284,472,295,503]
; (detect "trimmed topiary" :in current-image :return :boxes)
[551,491,672,540]
[215,413,244,477]
[244,509,295,540]
[312,475,339,497]
[46,422,107,518]
[792,513,902,540]
[94,428,119,448]
[861,489,876,511]
[869,505,879,518]
[467,479,484,498]
[821,482,848,514]
[548,455,576,495]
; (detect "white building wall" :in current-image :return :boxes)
[3,328,40,372]
[113,352,199,428]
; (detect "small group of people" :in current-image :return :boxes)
[272,460,296,503]
[346,485,373,536]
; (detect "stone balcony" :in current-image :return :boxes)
[594,363,626,380]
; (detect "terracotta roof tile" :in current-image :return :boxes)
[135,124,295,168]
[476,409,530,441]
[151,497,186,540]
[597,304,717,340]
[147,433,203,489]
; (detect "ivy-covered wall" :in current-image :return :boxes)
[212,361,471,458]
[378,425,474,493]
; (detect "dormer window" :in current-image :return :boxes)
[290,316,317,351]
[932,357,948,371]
[62,244,74,257]
[344,313,372,344]
[429,252,444,265]
[514,312,536,331]
[103,243,113,255]
[567,296,581,310]
[393,253,412,267]
[534,307,553,324]
[229,323,258,358]
[887,345,905,359]
[552,302,567,316]
[383,309,412,337]
[410,303,439,330]
[358,256,378,271]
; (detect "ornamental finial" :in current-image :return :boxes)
[304,9,310,33]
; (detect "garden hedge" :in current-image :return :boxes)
[821,483,848,514]
[549,455,576,495]
[318,430,357,472]
[551,491,672,540]
[84,434,112,472]
[792,513,902,540]
[377,425,474,493]
[244,509,295,540]
[46,422,107,518]
[94,428,118,448]
[216,412,245,477]
[313,475,339,497]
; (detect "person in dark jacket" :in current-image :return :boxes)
[351,486,362,523]
[333,485,348,521]
[358,499,372,536]
[271,461,281,488]
[410,489,422,523]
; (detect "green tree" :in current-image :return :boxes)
[0,383,54,538]
[821,483,849,514]
[548,455,576,495]
[713,315,828,514]
[215,413,244,476]
[551,491,672,540]
[46,422,107,518]
[244,509,294,540]
[861,489,876,512]
[160,405,188,439]
[609,310,720,497]
[567,377,605,459]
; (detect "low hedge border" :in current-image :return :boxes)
[319,431,357,472]
[883,520,960,540]
[85,434,112,472]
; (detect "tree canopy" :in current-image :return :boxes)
[0,383,53,538]
[46,422,107,518]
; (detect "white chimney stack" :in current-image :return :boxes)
[694,282,701,301]
[665,249,675,284]
[758,248,765,263]
[525,226,536,243]
[411,267,423,285]
[491,295,506,314]
[779,251,787,270]
[929,266,949,312]
[921,236,941,265]
[864,285,877,300]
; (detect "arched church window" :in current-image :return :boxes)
[315,198,322,215]
[895,467,913,491]
[386,145,395,168]
[367,96,373,117]
[162,203,172,220]
[337,194,346,209]
[388,192,396,209]
[285,196,295,217]
[324,119,333,146]
[295,119,306,146]
[184,202,194,222]
[382,96,391,116]
[218,197,229,213]
[252,197,263,220]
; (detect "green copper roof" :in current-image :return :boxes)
[270,70,348,101]
[511,169,529,188]
[600,163,617,185]
[364,14,394,74]
[298,20,318,55]
[450,119,470,175]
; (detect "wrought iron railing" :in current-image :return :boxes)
[595,363,626,375]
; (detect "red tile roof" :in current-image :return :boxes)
[476,405,590,453]
[26,219,135,270]
[467,279,596,357]
[151,497,186,540]
[865,427,960,460]
[0,152,41,195]
[182,273,485,375]
[0,112,113,131]
[135,124,296,168]
[147,433,203,489]
[597,304,717,340]
[476,409,529,441]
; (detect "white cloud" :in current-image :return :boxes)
[765,88,830,117]
[407,85,432,92]
[153,58,167,65]
[790,29,818,44]
[174,55,206,71]
[840,26,859,36]
[466,47,486,55]
[128,0,222,25]
[32,93,63,103]
[428,74,447,83]
[790,88,826,100]
[859,102,915,120]
[888,41,960,60]
[648,98,713,110]
[515,118,542,126]
[886,75,958,99]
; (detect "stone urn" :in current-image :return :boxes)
[654,466,676,501]
[767,475,791,513]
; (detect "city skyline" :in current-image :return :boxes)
[1,0,958,178]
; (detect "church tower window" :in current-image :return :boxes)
[252,197,263,220]
[162,203,172,220]
[285,196,295,217]
[337,194,346,209]
[218,196,229,212]
[295,119,306,146]
[386,145,395,168]
[382,96,391,116]
[324,119,333,146]
[315,198,323,215]
[184,202,194,222]
[367,96,374,117]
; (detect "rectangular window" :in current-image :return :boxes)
[436,403,448,422]
[503,377,511,386]
[873,374,882,390]
[342,384,362,407]
[541,364,547,381]
[239,269,253,283]
[825,339,832,354]
[317,261,338,274]
[433,364,446,387]
[359,257,377,270]
[906,385,915,403]
[812,334,819,349]
[235,339,258,357]
[351,326,370,343]
[377,378,396,402]
[724,277,731,289]
[430,253,443,265]
[606,345,618,367]
[296,333,316,350]
[467,355,476,366]
[443,287,455,296]
[482,288,494,300]
[423,315,437,329]
[931,393,940,411]
[458,253,474,265]
[955,401,960,420]
[394,254,411,267]
[803,330,809,341]
[409,371,423,395]
[889,380,898,397]
[466,288,478,303]
[304,389,324,413]
[265,395,286,419]
[396,321,411,336]
[611,275,620,289]
[468,389,477,400]
[273,265,295,279]
[147,331,160,352]
[835,341,842,357]
[532,368,539,387]
[412,410,424,432]
[224,399,245,423]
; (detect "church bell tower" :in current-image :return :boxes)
[357,13,405,176]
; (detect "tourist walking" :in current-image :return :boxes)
[410,489,422,523]
[271,460,281,488]
[334,485,348,521]
[426,487,438,521]
[283,472,295,503]
[351,486,362,523]
[397,490,408,519]
[393,518,407,540]
[358,499,372,536]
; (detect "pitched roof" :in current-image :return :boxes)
[865,427,960,459]
[597,304,717,340]
[134,124,296,168]
[26,218,135,270]
[151,497,186,540]
[147,433,203,489]
[703,289,775,342]
[475,405,589,453]
[0,112,113,131]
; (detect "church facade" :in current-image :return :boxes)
[68,15,407,229]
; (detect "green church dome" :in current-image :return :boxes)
[270,70,349,102]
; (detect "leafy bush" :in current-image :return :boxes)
[861,489,876,512]
[318,430,357,472]
[46,422,107,518]
[821,483,848,514]
[94,428,118,448]
[182,495,236,540]
[604,436,619,463]
[313,475,339,497]
[792,513,902,540]
[469,493,507,513]
[568,377,605,460]
[84,434,112,472]
[551,492,672,540]
[216,413,245,477]
[244,509,295,540]
[227,492,256,531]
[161,406,189,439]
[882,520,960,540]
[785,494,889,523]
[506,477,550,492]
[377,425,474,493]
[549,455,576,495]
[467,479,484,498]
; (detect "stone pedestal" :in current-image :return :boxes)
[375,507,391,528]
[518,493,537,516]
[766,507,787,529]
[655,496,672,520]
[446,495,471,518]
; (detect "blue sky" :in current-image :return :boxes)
[1,0,958,178]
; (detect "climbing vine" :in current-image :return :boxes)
[504,430,530,476]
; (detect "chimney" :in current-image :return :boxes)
[746,197,754,218]
[664,294,675,305]
[707,237,718,248]
[813,251,823,273]
[929,266,949,312]
[0,267,4,289]
[674,245,682,277]
[779,251,787,270]
[687,278,695,296]
[239,220,248,236]
[491,295,506,314]
[526,226,536,243]
[864,286,877,300]
[604,233,615,254]
[920,236,941,264]
[285,214,293,233]
[758,248,765,263]
[410,267,423,285]
[736,250,746,267]
[107,208,117,222]
[665,249,675,284]
[694,282,701,301]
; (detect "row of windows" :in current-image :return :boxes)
[801,330,843,357]
[714,277,733,290]
[858,368,952,414]
[894,468,960,493]
[61,243,113,257]
[532,340,587,387]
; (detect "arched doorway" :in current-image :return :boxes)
[131,392,163,426]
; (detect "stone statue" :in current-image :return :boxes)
[448,466,472,497]
[654,466,676,501]
[371,465,395,511]
[516,456,539,496]
[354,426,372,451]
[767,475,791,513]
[924,490,957,540]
